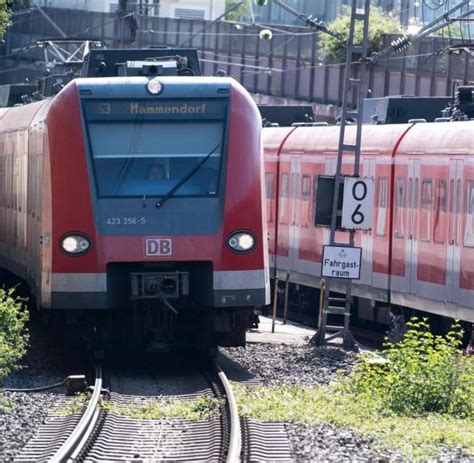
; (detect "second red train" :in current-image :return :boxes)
[263,121,474,324]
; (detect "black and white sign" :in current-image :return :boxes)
[341,177,375,230]
[321,245,362,279]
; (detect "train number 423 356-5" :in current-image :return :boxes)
[106,217,146,225]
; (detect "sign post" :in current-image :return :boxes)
[313,0,371,351]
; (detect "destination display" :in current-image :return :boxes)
[321,245,362,279]
[83,99,227,120]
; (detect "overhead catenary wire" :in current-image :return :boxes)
[2,0,473,84]
[369,0,473,63]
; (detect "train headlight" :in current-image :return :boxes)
[146,77,163,95]
[227,231,256,253]
[60,234,92,256]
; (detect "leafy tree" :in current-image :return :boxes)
[320,8,401,63]
[0,1,12,36]
[0,288,29,383]
[225,0,250,22]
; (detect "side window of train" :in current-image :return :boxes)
[376,177,388,236]
[433,179,447,244]
[312,176,318,228]
[265,172,273,199]
[301,175,311,201]
[394,177,406,238]
[279,173,289,224]
[464,181,474,248]
[0,157,3,207]
[300,175,311,228]
[420,179,433,242]
[265,172,274,223]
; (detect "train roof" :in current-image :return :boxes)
[72,76,238,99]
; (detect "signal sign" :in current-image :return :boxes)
[341,177,375,230]
[321,246,362,280]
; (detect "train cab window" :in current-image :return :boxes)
[279,173,289,224]
[87,122,224,197]
[464,181,474,247]
[420,179,433,242]
[83,98,229,199]
[394,177,406,238]
[376,177,388,237]
[434,179,446,244]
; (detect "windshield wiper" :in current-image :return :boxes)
[155,144,220,209]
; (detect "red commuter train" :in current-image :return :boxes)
[0,75,270,351]
[263,121,473,326]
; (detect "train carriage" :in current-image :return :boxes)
[264,121,474,325]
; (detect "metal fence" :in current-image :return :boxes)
[3,8,474,103]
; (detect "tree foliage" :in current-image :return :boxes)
[224,0,249,22]
[320,8,401,63]
[0,1,12,36]
[0,288,29,383]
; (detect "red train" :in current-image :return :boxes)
[0,75,270,351]
[263,121,474,325]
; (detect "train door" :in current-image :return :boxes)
[360,158,376,286]
[406,159,420,294]
[276,160,291,263]
[447,159,463,302]
[289,157,301,271]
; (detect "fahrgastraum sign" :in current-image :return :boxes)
[321,246,362,279]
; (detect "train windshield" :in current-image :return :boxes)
[83,99,227,198]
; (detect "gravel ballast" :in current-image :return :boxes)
[0,314,87,462]
[0,392,55,462]
[285,422,402,462]
[223,341,358,387]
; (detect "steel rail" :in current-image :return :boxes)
[50,364,103,463]
[216,363,242,463]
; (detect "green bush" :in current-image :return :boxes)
[0,288,29,382]
[344,317,473,418]
[320,8,401,63]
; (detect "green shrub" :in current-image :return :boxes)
[0,288,29,382]
[344,317,473,418]
[320,8,401,63]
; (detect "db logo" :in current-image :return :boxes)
[144,237,173,257]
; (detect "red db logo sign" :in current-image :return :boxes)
[144,237,173,257]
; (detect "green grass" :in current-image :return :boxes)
[233,382,474,460]
[102,395,219,420]
[53,392,90,416]
[0,395,14,413]
[55,392,219,421]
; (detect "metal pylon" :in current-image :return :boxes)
[313,0,370,350]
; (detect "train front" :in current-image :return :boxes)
[46,76,270,351]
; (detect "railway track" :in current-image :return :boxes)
[14,361,241,462]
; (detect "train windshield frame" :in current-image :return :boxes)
[82,98,228,199]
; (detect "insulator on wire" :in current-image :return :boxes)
[259,29,273,40]
[390,35,411,54]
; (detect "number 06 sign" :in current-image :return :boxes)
[341,177,375,230]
